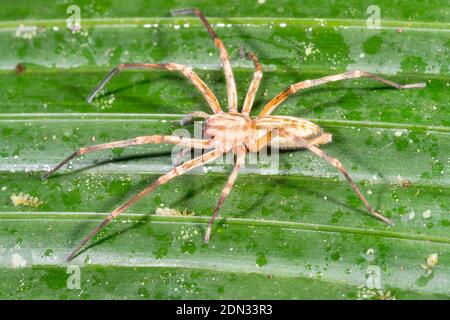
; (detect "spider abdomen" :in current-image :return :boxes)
[255,115,332,149]
[271,133,332,150]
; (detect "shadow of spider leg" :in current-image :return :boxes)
[42,136,211,179]
[66,148,224,261]
[282,130,394,225]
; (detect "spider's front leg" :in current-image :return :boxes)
[171,8,238,112]
[242,51,263,115]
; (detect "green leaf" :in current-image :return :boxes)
[0,1,448,299]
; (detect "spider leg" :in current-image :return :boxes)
[242,52,263,115]
[42,136,211,179]
[171,8,238,113]
[67,148,224,261]
[180,111,209,126]
[259,70,426,117]
[281,130,394,225]
[204,146,246,243]
[87,63,222,114]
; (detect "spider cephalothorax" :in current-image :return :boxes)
[203,113,251,153]
[42,8,426,261]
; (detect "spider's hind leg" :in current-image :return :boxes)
[280,129,394,225]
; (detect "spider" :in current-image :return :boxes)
[42,9,426,261]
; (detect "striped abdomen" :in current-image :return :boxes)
[255,116,332,150]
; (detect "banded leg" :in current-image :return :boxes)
[242,52,263,115]
[87,63,222,114]
[259,70,426,117]
[43,135,211,179]
[204,146,246,243]
[172,8,238,112]
[281,130,394,225]
[67,148,224,261]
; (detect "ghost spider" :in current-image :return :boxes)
[42,8,426,261]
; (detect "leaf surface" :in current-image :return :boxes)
[0,0,449,299]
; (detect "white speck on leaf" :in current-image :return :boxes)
[305,43,314,56]
[426,253,438,267]
[421,253,438,276]
[11,253,27,268]
[422,209,431,219]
